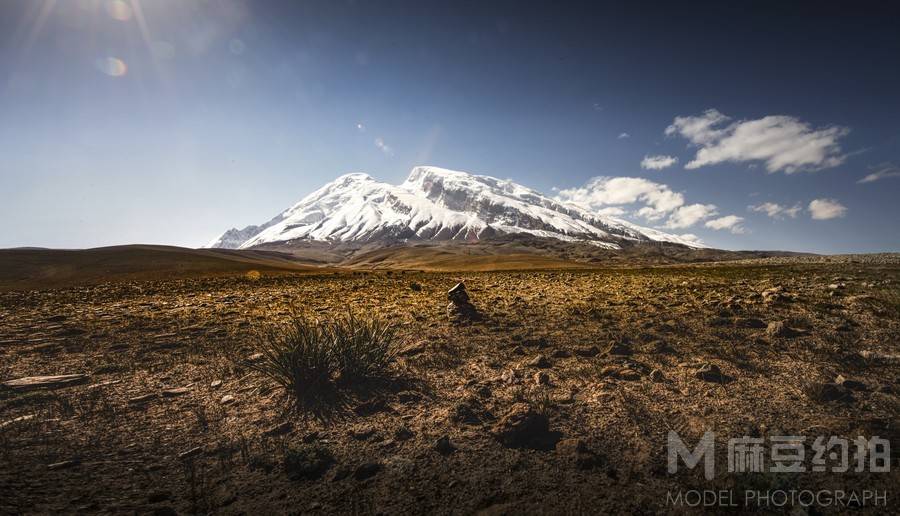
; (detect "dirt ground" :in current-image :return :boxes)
[1,262,899,514]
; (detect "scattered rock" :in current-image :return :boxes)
[47,460,79,471]
[606,342,632,356]
[0,414,36,429]
[694,363,733,384]
[616,368,641,381]
[649,369,666,382]
[493,403,560,450]
[574,345,600,357]
[2,374,89,391]
[528,354,551,368]
[735,317,767,329]
[210,380,222,389]
[766,321,806,338]
[161,387,190,397]
[398,340,427,356]
[447,282,481,323]
[534,371,550,385]
[220,395,235,405]
[128,393,158,405]
[808,382,854,403]
[394,426,414,441]
[433,435,456,455]
[835,375,868,391]
[551,349,572,359]
[350,426,377,440]
[178,447,203,460]
[247,353,264,363]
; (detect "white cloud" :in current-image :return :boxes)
[374,137,393,156]
[664,204,718,229]
[555,177,726,231]
[617,132,630,139]
[858,162,900,184]
[705,215,746,233]
[677,233,703,245]
[665,109,849,173]
[640,154,678,170]
[749,202,802,219]
[808,198,847,220]
[557,177,684,220]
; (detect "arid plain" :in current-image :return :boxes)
[1,250,899,514]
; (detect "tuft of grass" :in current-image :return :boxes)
[332,311,397,383]
[246,310,398,410]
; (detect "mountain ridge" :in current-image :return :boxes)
[207,166,704,251]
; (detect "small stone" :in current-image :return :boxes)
[766,321,805,338]
[736,317,767,329]
[835,375,867,391]
[606,342,632,356]
[694,363,733,384]
[350,426,377,440]
[394,427,414,441]
[534,371,550,385]
[551,349,572,359]
[574,345,600,357]
[210,380,222,389]
[616,368,641,381]
[398,341,427,356]
[178,447,203,460]
[3,374,89,391]
[128,393,158,405]
[528,355,551,368]
[161,387,190,397]
[220,395,235,405]
[47,460,79,470]
[247,353,264,362]
[433,435,456,455]
[649,369,666,382]
[811,382,854,402]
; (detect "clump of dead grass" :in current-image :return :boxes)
[246,310,398,410]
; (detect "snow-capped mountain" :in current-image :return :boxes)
[207,166,703,250]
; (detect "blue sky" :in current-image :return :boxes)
[1,0,898,253]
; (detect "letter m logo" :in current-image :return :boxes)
[668,430,715,480]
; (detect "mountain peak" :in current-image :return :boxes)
[206,166,705,250]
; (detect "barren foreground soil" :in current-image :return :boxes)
[2,262,899,514]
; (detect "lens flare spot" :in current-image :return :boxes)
[105,0,133,21]
[96,57,127,77]
[229,39,246,55]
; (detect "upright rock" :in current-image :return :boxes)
[447,282,481,323]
